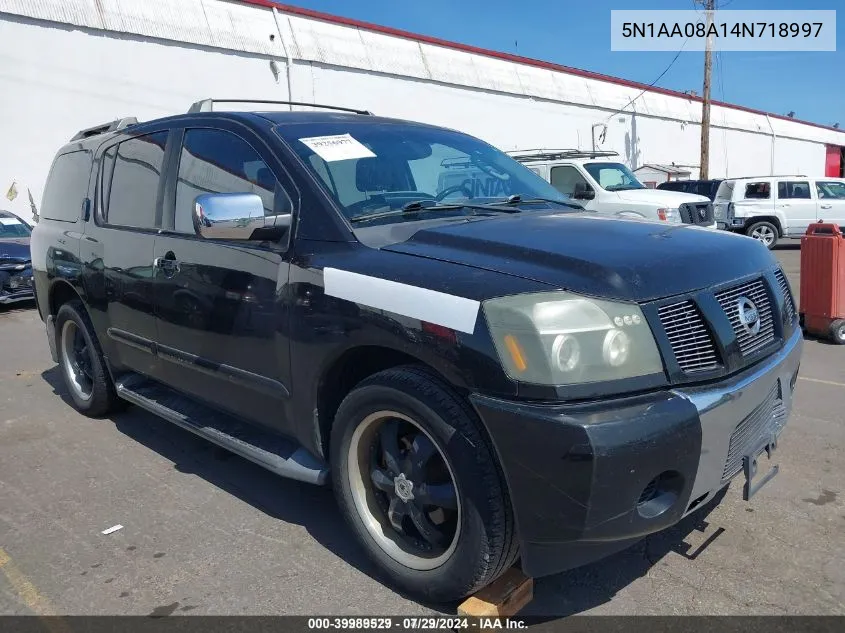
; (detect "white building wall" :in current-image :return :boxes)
[1,0,844,222]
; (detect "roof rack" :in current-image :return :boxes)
[508,149,620,162]
[187,99,373,115]
[440,157,474,169]
[70,117,138,141]
[729,174,807,179]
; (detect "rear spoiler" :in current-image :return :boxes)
[70,118,138,141]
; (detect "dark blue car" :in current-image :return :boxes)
[0,210,34,305]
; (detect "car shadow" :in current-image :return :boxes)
[773,242,800,251]
[524,488,728,617]
[41,364,730,617]
[0,299,36,315]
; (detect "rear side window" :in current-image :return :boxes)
[777,181,811,199]
[41,150,92,222]
[744,182,770,199]
[105,132,168,229]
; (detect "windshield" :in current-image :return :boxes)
[583,162,645,191]
[0,216,31,238]
[275,121,573,225]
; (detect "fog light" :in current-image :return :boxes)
[603,329,630,367]
[636,471,683,519]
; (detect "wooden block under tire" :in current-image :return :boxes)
[457,568,533,617]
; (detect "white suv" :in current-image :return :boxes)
[509,150,716,228]
[714,176,845,248]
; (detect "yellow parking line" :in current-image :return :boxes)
[799,376,845,388]
[0,548,71,632]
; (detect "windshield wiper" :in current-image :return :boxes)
[487,194,582,209]
[349,199,521,224]
[349,201,466,224]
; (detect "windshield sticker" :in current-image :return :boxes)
[299,134,375,162]
[0,217,23,225]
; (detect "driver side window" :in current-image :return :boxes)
[174,128,293,240]
[550,166,590,198]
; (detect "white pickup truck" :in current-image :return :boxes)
[509,150,716,227]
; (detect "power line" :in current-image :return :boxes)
[604,35,693,122]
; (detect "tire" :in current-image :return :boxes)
[830,319,845,345]
[746,221,779,249]
[55,299,121,416]
[330,366,518,602]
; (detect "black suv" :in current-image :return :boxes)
[657,179,724,201]
[32,100,802,602]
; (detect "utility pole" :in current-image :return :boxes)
[699,0,714,179]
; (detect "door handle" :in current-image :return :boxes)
[153,257,180,274]
[820,204,833,209]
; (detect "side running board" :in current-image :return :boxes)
[114,375,328,485]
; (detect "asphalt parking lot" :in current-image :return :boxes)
[1,243,843,617]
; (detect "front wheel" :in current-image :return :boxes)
[330,366,518,602]
[830,320,845,345]
[746,221,779,249]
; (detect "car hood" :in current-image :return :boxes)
[0,237,31,263]
[382,212,774,302]
[615,188,710,205]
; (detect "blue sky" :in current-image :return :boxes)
[277,0,843,127]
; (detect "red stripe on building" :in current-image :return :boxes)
[233,0,844,135]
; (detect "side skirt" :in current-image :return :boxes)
[114,374,328,485]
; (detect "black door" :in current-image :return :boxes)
[152,125,296,435]
[87,131,170,379]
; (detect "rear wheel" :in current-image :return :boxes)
[56,300,121,416]
[830,320,845,345]
[330,366,518,602]
[746,221,779,249]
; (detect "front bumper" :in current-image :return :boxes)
[471,328,802,578]
[0,287,34,304]
[0,266,34,304]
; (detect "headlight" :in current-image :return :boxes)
[657,208,681,223]
[483,291,664,386]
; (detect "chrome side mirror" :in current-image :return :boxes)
[192,193,266,240]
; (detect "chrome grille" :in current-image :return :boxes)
[657,300,719,372]
[722,382,781,480]
[774,268,796,324]
[715,279,775,357]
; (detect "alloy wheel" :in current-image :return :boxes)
[347,411,461,570]
[60,320,94,401]
[750,224,776,247]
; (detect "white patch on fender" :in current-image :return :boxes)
[323,268,480,334]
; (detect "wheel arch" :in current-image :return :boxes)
[312,344,470,460]
[745,215,784,236]
[48,279,84,317]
